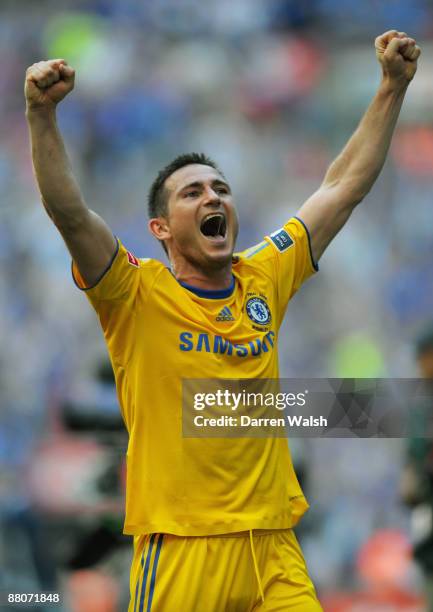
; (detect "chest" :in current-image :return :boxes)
[135,272,278,372]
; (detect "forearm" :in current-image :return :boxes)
[323,77,407,202]
[26,108,89,229]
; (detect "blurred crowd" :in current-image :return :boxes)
[1,0,433,609]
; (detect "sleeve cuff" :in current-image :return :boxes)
[71,237,120,291]
[293,216,319,272]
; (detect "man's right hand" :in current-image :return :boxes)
[25,58,117,287]
[25,59,75,112]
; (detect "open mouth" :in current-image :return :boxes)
[200,213,227,239]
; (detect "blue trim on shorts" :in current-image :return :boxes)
[147,534,164,611]
[133,550,145,612]
[139,534,156,612]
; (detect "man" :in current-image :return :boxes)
[25,31,420,611]
[400,326,433,611]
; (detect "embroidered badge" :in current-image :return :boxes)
[246,297,272,326]
[126,251,140,267]
[269,228,293,253]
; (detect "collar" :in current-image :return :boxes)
[177,275,235,299]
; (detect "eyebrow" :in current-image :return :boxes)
[178,179,231,194]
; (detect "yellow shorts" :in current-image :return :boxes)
[129,529,322,611]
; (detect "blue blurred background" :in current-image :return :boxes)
[1,0,433,610]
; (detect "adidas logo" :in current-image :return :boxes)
[216,306,235,322]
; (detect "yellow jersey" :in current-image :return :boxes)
[72,216,317,536]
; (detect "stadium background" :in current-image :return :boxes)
[1,0,433,610]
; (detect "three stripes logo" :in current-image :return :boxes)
[216,306,235,322]
[134,533,164,611]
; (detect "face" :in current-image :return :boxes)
[150,164,239,271]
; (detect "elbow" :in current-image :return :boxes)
[323,178,369,209]
[349,192,367,207]
[349,177,375,205]
[43,200,89,234]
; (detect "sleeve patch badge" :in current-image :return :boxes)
[126,251,140,267]
[269,228,294,253]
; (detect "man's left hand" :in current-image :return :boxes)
[375,30,421,86]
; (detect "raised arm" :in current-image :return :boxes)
[25,59,117,286]
[297,31,421,262]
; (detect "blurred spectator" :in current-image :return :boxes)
[400,325,433,611]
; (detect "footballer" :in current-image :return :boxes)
[25,31,420,611]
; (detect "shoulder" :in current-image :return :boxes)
[236,240,273,262]
[232,243,276,289]
[235,217,311,264]
[117,242,165,274]
[73,238,166,298]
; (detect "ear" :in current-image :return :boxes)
[148,217,171,242]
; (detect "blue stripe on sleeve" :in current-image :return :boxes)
[71,236,120,291]
[293,216,319,271]
[245,242,270,259]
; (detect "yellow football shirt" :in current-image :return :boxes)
[72,216,318,536]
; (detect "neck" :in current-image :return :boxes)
[171,260,233,291]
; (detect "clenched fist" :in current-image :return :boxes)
[376,30,421,85]
[25,59,75,111]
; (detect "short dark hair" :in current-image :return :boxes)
[147,152,223,220]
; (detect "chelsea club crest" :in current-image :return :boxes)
[246,297,271,326]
